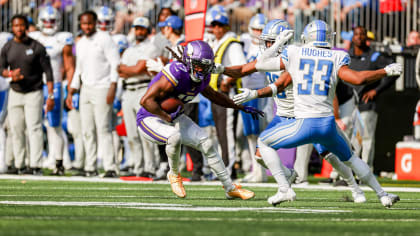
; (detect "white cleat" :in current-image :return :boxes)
[268,188,296,206]
[380,193,400,208]
[352,191,367,203]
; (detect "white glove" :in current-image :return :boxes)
[259,29,294,60]
[212,63,225,74]
[384,63,402,76]
[146,58,164,73]
[233,88,258,104]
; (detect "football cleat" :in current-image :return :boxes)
[167,172,186,198]
[268,188,296,206]
[226,184,255,200]
[352,191,367,203]
[380,193,400,208]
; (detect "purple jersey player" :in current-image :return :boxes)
[137,40,263,199]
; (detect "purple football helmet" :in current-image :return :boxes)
[183,40,215,82]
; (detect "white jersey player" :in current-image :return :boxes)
[29,6,75,175]
[224,20,402,207]
[220,19,366,203]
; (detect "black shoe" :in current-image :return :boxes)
[190,174,203,182]
[51,161,65,176]
[103,170,118,178]
[120,166,134,172]
[6,166,18,174]
[138,171,154,178]
[18,167,34,175]
[319,178,334,185]
[333,179,348,187]
[85,170,98,177]
[32,168,43,176]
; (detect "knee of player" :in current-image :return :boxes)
[199,138,215,156]
[167,132,181,146]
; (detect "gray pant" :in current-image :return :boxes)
[121,87,156,174]
[360,110,378,169]
[68,109,85,169]
[80,85,116,172]
[8,89,43,169]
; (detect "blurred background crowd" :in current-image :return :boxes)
[0,0,419,183]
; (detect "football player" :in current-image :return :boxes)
[137,40,262,199]
[29,6,75,175]
[222,20,402,207]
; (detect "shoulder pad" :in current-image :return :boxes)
[56,32,74,45]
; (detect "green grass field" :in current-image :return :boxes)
[0,177,419,236]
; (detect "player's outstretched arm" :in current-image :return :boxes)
[140,76,175,122]
[201,86,264,119]
[233,71,292,104]
[221,60,258,78]
[338,63,402,85]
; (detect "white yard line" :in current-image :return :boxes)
[0,215,418,222]
[0,175,420,193]
[0,200,191,207]
[0,200,350,213]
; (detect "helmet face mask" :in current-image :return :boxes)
[259,19,292,56]
[183,41,215,83]
[96,6,114,31]
[301,20,335,48]
[38,6,60,35]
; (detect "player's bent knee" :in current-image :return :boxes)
[167,132,181,146]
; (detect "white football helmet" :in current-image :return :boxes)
[248,13,267,41]
[38,5,61,35]
[259,19,292,55]
[301,20,335,48]
[95,6,115,31]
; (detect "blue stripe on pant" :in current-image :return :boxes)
[43,83,62,127]
[259,116,353,161]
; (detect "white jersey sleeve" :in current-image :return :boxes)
[0,32,13,50]
[282,45,350,118]
[56,32,74,45]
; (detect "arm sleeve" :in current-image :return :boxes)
[373,53,396,94]
[102,34,120,83]
[71,45,82,89]
[38,44,54,82]
[0,45,8,73]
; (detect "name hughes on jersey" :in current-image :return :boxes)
[301,47,332,58]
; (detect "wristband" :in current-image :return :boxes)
[268,83,278,97]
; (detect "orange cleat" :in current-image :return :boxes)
[225,184,255,200]
[167,172,186,198]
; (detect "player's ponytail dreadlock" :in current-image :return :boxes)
[165,45,187,66]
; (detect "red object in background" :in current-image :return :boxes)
[115,111,127,137]
[186,153,193,172]
[314,159,333,178]
[380,0,403,13]
[184,0,207,42]
[395,141,420,181]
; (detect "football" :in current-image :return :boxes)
[160,97,184,113]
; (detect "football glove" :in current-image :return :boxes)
[211,63,225,74]
[384,63,402,77]
[242,106,264,120]
[233,88,258,104]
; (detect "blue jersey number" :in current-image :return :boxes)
[266,72,286,99]
[298,59,333,96]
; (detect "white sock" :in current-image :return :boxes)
[199,139,234,191]
[324,153,363,194]
[258,138,289,192]
[166,133,182,175]
[344,155,386,197]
